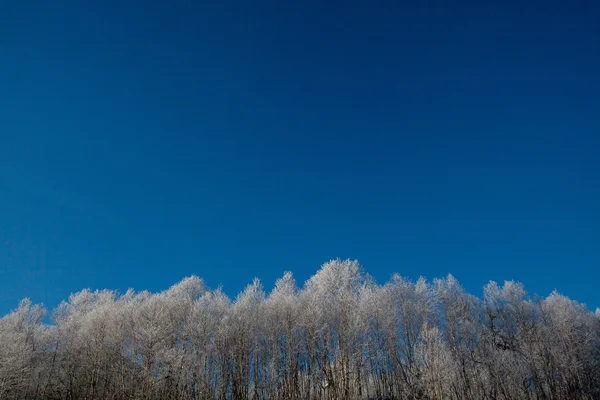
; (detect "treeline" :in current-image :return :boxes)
[1,260,599,400]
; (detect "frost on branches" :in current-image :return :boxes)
[1,260,599,400]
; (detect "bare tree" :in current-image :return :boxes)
[1,260,598,399]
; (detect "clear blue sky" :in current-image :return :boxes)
[1,0,598,315]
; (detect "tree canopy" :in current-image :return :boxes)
[1,259,598,400]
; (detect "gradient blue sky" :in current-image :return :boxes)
[1,0,599,315]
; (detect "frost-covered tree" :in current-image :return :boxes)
[264,272,302,399]
[1,262,598,399]
[0,299,48,399]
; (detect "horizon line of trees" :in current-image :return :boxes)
[1,259,599,400]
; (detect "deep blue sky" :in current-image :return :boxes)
[1,0,598,315]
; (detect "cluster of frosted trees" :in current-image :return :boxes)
[1,260,599,400]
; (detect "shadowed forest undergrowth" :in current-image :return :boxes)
[1,259,599,400]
